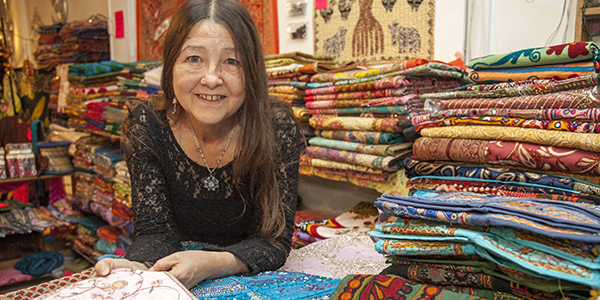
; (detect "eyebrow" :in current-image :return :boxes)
[181,45,237,53]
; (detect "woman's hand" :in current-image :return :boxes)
[95,258,150,277]
[150,250,249,289]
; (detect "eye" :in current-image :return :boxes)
[225,58,239,66]
[187,56,201,63]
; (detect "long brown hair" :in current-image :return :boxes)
[141,0,286,246]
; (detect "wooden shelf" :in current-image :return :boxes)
[584,6,600,17]
[0,173,73,184]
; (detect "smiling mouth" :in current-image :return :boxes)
[198,94,225,101]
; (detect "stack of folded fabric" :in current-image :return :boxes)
[370,191,600,299]
[73,215,107,259]
[58,20,110,64]
[265,52,339,138]
[408,44,600,204]
[117,60,163,99]
[467,41,600,83]
[35,23,65,70]
[111,161,132,222]
[299,59,470,195]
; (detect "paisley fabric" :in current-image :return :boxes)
[412,137,600,175]
[419,125,600,153]
[306,76,460,96]
[308,137,413,156]
[403,158,600,197]
[412,108,600,126]
[309,58,430,83]
[328,274,481,300]
[309,116,403,132]
[304,94,418,108]
[300,154,384,174]
[467,42,600,70]
[305,145,404,172]
[468,61,598,83]
[437,89,597,110]
[421,72,600,99]
[305,166,391,182]
[304,88,404,101]
[414,116,600,133]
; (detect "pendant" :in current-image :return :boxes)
[203,175,219,191]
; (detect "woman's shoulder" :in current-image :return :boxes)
[270,101,304,153]
[126,97,166,126]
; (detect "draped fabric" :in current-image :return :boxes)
[137,0,278,61]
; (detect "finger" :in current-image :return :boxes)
[95,258,116,277]
[151,254,178,272]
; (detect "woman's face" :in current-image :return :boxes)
[173,20,245,128]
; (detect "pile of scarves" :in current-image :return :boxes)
[370,191,600,299]
[0,204,78,236]
[35,22,65,70]
[58,20,110,64]
[467,42,600,83]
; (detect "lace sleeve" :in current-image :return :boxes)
[203,109,304,273]
[124,105,182,263]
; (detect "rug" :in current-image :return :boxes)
[313,0,435,64]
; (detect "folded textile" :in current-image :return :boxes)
[468,41,600,70]
[306,145,404,172]
[419,125,600,153]
[468,61,598,83]
[15,252,64,278]
[309,137,412,156]
[310,116,403,132]
[314,130,404,144]
[295,201,379,239]
[0,268,33,287]
[413,137,600,175]
[329,274,481,299]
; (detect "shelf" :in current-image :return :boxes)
[0,172,73,184]
[584,6,600,17]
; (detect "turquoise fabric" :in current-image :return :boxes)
[189,270,339,299]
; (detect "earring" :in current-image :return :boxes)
[172,98,177,115]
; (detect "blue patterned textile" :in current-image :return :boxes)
[375,192,600,243]
[189,270,339,299]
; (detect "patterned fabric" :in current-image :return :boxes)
[0,267,95,300]
[306,166,391,182]
[412,108,600,125]
[309,105,408,116]
[314,130,404,144]
[189,270,339,299]
[438,89,598,110]
[306,145,403,172]
[295,202,379,239]
[413,137,600,175]
[371,216,600,289]
[300,154,383,174]
[309,59,429,83]
[467,42,600,70]
[280,231,389,279]
[468,61,598,83]
[403,158,600,196]
[304,88,404,101]
[309,116,402,132]
[299,166,409,195]
[414,116,600,133]
[308,137,413,156]
[375,191,600,243]
[419,125,600,153]
[306,76,457,95]
[328,274,481,300]
[37,269,194,300]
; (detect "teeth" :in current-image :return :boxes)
[199,95,224,101]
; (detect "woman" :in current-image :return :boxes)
[94,0,303,289]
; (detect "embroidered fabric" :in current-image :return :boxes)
[280,231,390,278]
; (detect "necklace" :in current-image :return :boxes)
[186,112,236,191]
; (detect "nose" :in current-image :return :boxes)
[201,63,224,87]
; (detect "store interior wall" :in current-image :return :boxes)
[5,0,581,68]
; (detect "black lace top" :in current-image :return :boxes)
[124,102,303,274]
